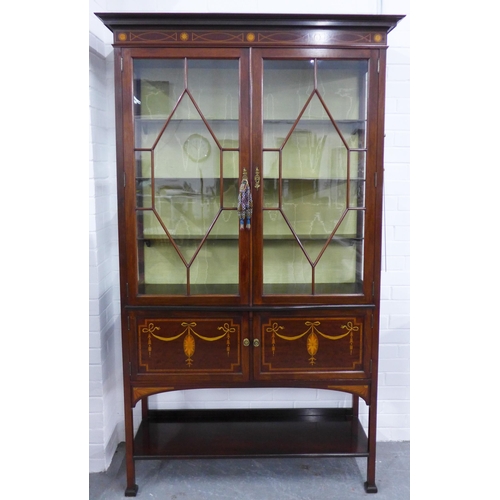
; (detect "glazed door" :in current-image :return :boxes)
[251,49,380,305]
[122,48,251,306]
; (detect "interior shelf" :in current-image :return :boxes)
[133,408,369,459]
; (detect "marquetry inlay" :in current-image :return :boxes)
[113,29,386,46]
[258,316,366,377]
[327,384,370,404]
[265,319,362,367]
[140,320,236,367]
[136,318,242,374]
[132,386,175,405]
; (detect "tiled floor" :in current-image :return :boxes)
[90,441,410,499]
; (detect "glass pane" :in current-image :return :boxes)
[315,211,364,294]
[190,221,239,294]
[350,150,366,180]
[134,59,184,120]
[135,120,164,150]
[337,120,366,149]
[348,180,365,209]
[263,212,312,295]
[138,215,187,295]
[222,150,239,209]
[263,60,314,121]
[141,240,187,294]
[285,179,343,233]
[133,58,240,296]
[317,60,368,121]
[263,151,279,208]
[263,242,313,294]
[187,60,239,121]
[313,241,360,294]
[136,152,152,209]
[262,58,368,295]
[187,60,240,145]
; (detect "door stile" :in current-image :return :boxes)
[238,48,252,306]
[250,48,265,304]
[363,49,384,303]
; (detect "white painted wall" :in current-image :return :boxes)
[88,0,410,473]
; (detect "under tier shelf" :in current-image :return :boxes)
[133,408,368,459]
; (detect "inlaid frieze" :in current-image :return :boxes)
[114,30,386,46]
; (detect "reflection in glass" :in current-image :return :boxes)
[263,60,314,121]
[134,59,184,120]
[317,60,368,121]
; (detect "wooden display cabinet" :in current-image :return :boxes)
[96,12,404,496]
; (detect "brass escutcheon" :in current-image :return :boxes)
[254,167,261,190]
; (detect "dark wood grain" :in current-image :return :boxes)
[134,409,368,458]
[97,12,404,496]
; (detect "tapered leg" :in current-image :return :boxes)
[352,394,359,417]
[124,401,138,497]
[364,401,378,493]
[141,396,149,420]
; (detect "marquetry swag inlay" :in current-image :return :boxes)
[140,320,236,367]
[265,319,361,366]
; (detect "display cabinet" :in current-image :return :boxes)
[96,12,403,496]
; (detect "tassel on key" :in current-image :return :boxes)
[237,169,253,230]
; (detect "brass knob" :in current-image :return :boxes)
[243,338,250,347]
[253,339,260,347]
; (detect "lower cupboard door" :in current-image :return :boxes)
[131,312,249,383]
[253,311,372,381]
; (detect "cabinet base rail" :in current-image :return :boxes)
[125,408,377,496]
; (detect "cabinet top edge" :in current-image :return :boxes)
[95,13,405,33]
